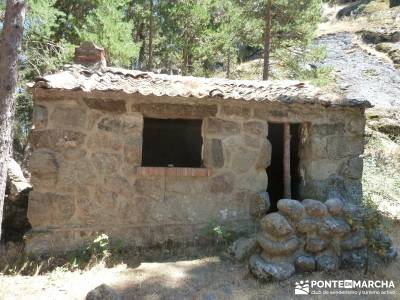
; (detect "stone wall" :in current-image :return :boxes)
[249,198,396,281]
[26,90,366,254]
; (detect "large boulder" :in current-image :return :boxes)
[277,199,305,221]
[316,255,339,272]
[295,256,316,272]
[249,192,270,218]
[303,199,328,217]
[86,284,121,300]
[260,213,293,238]
[325,198,344,216]
[249,255,295,282]
[2,159,32,242]
[258,235,299,256]
[6,158,32,201]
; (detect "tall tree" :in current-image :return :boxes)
[0,0,26,239]
[77,0,140,67]
[147,0,154,70]
[263,0,272,80]
[242,0,322,80]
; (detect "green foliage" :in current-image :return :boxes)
[345,194,393,274]
[4,0,330,157]
[77,0,140,67]
[201,219,234,245]
[67,233,111,269]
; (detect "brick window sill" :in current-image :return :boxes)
[135,167,212,177]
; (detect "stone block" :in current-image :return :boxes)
[210,173,234,194]
[205,118,240,136]
[314,123,344,136]
[243,134,261,149]
[255,140,272,169]
[50,106,86,129]
[305,238,327,253]
[340,157,363,179]
[62,149,87,161]
[277,199,305,221]
[230,148,258,173]
[123,136,142,165]
[322,216,351,236]
[91,153,121,174]
[327,136,364,158]
[33,105,48,129]
[87,132,124,152]
[295,256,316,272]
[243,120,268,137]
[258,235,299,256]
[303,199,328,217]
[31,130,86,150]
[249,254,295,282]
[249,192,270,218]
[325,198,344,216]
[316,255,339,272]
[84,98,126,113]
[28,192,75,227]
[296,217,318,234]
[97,115,142,134]
[346,118,365,135]
[219,105,251,118]
[30,149,58,180]
[134,177,164,199]
[132,103,217,119]
[260,213,293,238]
[341,230,367,251]
[308,136,328,159]
[203,139,224,168]
[308,159,339,180]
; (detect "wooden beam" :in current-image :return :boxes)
[283,123,291,198]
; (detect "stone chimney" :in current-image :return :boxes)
[74,41,106,68]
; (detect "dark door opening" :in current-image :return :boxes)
[266,123,301,211]
[142,118,203,168]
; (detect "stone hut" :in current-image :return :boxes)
[26,43,370,254]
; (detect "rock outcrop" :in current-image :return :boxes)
[2,159,32,242]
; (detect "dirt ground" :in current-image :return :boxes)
[0,222,399,300]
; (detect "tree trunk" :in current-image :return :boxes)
[147,0,154,71]
[263,0,272,80]
[0,0,26,240]
[182,48,188,75]
[136,22,146,70]
[283,123,291,198]
[226,50,231,79]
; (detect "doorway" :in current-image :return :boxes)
[266,123,301,211]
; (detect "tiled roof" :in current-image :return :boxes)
[30,64,371,107]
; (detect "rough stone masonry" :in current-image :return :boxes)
[248,198,396,281]
[25,42,370,255]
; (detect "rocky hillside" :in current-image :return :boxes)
[317,1,400,219]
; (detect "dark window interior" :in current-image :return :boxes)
[266,123,301,211]
[142,118,203,168]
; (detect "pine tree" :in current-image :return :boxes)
[241,0,322,80]
[0,0,26,239]
[77,0,140,67]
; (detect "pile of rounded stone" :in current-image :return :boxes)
[249,198,397,282]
